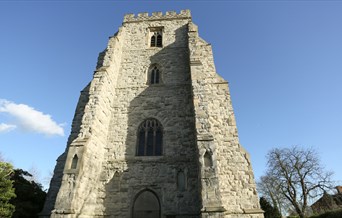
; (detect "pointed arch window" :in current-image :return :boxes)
[204,151,213,168]
[150,32,162,47]
[150,66,160,84]
[137,119,163,156]
[150,28,163,48]
[156,34,162,47]
[151,35,156,47]
[71,154,78,169]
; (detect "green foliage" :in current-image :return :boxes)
[260,197,282,218]
[310,209,342,218]
[10,169,46,218]
[0,162,16,218]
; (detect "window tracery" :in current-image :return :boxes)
[137,119,163,156]
[150,31,162,47]
[150,66,160,84]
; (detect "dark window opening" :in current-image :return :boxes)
[204,152,213,167]
[150,35,156,47]
[137,119,163,156]
[150,32,162,47]
[156,35,162,47]
[177,171,186,191]
[150,66,160,84]
[133,190,160,218]
[71,154,78,169]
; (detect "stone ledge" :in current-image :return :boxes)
[64,169,78,175]
[190,60,202,66]
[201,206,226,212]
[197,134,214,141]
[243,208,264,214]
[70,137,90,147]
[52,209,75,214]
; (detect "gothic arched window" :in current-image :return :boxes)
[156,34,162,47]
[204,151,213,168]
[137,119,163,156]
[150,31,162,47]
[150,66,160,84]
[71,154,78,169]
[150,35,156,47]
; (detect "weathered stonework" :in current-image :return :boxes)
[41,10,264,218]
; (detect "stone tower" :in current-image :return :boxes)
[41,10,263,218]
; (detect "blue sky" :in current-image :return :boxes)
[0,1,341,189]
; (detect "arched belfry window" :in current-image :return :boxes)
[150,32,162,47]
[150,66,160,84]
[71,154,78,169]
[156,34,162,47]
[151,35,156,46]
[149,27,163,48]
[137,119,163,156]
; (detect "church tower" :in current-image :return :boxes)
[41,10,264,218]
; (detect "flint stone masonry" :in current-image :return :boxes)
[41,10,264,218]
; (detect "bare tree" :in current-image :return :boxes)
[264,146,334,218]
[42,170,53,190]
[28,165,42,184]
[257,174,287,216]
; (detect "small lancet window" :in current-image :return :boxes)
[150,66,160,84]
[156,34,162,47]
[137,119,163,156]
[150,31,162,47]
[71,154,78,169]
[150,35,156,47]
[177,171,186,191]
[112,172,120,191]
[204,152,213,167]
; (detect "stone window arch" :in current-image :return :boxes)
[204,151,213,167]
[71,154,78,169]
[132,190,160,218]
[112,172,121,191]
[149,66,161,85]
[137,118,163,156]
[150,31,162,47]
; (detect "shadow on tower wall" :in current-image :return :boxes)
[103,25,203,218]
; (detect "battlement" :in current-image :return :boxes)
[123,10,191,23]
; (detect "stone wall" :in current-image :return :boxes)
[41,17,125,217]
[188,21,263,217]
[41,10,263,218]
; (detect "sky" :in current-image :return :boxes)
[0,1,341,190]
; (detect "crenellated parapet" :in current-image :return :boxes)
[123,10,191,23]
